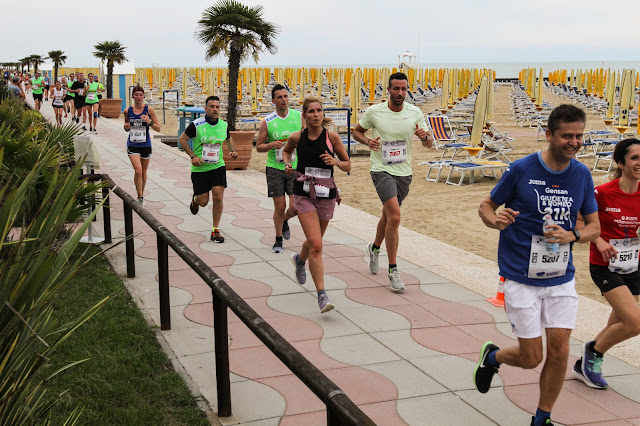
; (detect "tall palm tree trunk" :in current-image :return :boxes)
[107,63,114,98]
[226,50,241,131]
[54,65,59,82]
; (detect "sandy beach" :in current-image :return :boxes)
[234,84,621,305]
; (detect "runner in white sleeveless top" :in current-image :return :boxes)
[50,81,65,126]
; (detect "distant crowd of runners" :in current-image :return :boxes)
[3,69,104,130]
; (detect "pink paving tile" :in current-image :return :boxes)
[291,340,348,371]
[324,366,398,405]
[227,210,264,220]
[411,326,484,355]
[231,218,273,229]
[170,251,235,269]
[280,411,325,425]
[175,283,212,304]
[323,244,365,258]
[225,297,291,323]
[456,323,517,349]
[345,287,415,307]
[334,256,377,274]
[183,302,214,327]
[399,286,444,304]
[323,258,356,273]
[252,209,276,219]
[169,268,215,288]
[257,375,324,415]
[329,271,382,289]
[422,301,496,325]
[629,418,640,425]
[505,383,618,425]
[228,319,324,350]
[230,198,262,210]
[224,278,273,299]
[359,401,406,426]
[229,345,290,379]
[563,380,640,419]
[218,203,247,212]
[385,304,449,329]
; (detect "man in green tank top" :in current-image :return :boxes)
[178,96,238,243]
[31,71,45,111]
[256,84,304,253]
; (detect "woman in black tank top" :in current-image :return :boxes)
[282,97,351,313]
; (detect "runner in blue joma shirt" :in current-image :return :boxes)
[474,104,601,426]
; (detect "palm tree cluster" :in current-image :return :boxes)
[93,41,127,99]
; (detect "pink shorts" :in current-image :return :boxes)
[293,195,336,221]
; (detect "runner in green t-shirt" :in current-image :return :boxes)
[85,73,100,133]
[178,96,238,243]
[353,72,434,291]
[256,84,304,253]
[31,72,45,111]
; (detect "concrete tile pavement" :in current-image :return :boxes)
[30,96,640,425]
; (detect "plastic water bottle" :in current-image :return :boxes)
[543,214,559,252]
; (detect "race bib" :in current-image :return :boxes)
[302,167,331,198]
[129,126,147,143]
[303,181,330,198]
[78,88,84,95]
[87,93,96,101]
[202,143,220,164]
[275,145,296,163]
[608,238,640,274]
[33,84,39,90]
[381,140,408,165]
[528,236,570,279]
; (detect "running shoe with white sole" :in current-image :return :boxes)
[473,341,499,393]
[290,252,306,285]
[318,293,334,313]
[367,242,379,274]
[576,342,608,389]
[272,240,283,253]
[388,267,405,291]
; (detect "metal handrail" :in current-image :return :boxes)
[87,173,374,425]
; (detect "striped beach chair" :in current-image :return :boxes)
[427,115,470,159]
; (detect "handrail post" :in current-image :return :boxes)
[212,289,231,417]
[157,235,171,330]
[102,185,112,244]
[124,202,135,278]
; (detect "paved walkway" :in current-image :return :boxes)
[32,97,640,425]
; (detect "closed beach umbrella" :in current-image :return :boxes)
[487,73,494,121]
[536,68,544,107]
[470,76,489,147]
[606,71,615,119]
[337,68,344,108]
[618,69,633,127]
[441,69,450,109]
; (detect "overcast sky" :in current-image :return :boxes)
[3,0,639,69]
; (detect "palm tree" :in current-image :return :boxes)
[47,50,67,82]
[93,41,127,99]
[19,57,30,73]
[195,0,279,131]
[29,54,44,73]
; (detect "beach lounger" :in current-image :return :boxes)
[422,160,509,186]
[427,115,459,149]
[593,152,614,173]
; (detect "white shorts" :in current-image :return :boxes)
[504,278,578,339]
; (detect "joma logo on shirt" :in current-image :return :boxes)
[605,207,622,212]
[528,179,546,185]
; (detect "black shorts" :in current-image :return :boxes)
[45,85,50,90]
[33,93,43,101]
[127,145,152,159]
[74,97,85,109]
[64,95,73,102]
[590,263,640,295]
[266,166,294,197]
[52,103,64,109]
[191,167,227,196]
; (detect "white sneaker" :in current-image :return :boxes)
[367,242,379,274]
[388,267,405,291]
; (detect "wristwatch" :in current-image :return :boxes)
[572,229,581,242]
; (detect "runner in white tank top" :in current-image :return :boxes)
[50,81,65,126]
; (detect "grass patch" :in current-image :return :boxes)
[42,245,210,425]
